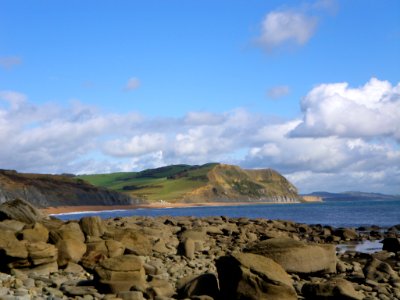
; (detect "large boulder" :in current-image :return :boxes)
[382,237,400,253]
[79,216,105,238]
[177,273,219,299]
[94,255,146,293]
[56,238,87,267]
[108,229,152,256]
[216,252,297,300]
[49,222,85,244]
[363,258,400,283]
[27,242,58,266]
[245,237,336,274]
[21,222,49,243]
[0,198,46,224]
[0,229,28,262]
[302,278,363,300]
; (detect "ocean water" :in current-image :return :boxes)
[55,199,400,228]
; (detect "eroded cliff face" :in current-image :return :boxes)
[0,170,140,208]
[183,164,301,203]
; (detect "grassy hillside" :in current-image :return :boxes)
[79,164,218,202]
[79,163,301,203]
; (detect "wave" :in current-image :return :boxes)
[50,209,129,217]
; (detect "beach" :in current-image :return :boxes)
[40,201,280,215]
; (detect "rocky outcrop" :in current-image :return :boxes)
[245,237,337,274]
[0,169,140,208]
[0,198,46,223]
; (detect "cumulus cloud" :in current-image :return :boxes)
[1,79,399,194]
[290,78,400,140]
[103,134,166,157]
[0,56,22,69]
[257,10,318,51]
[267,85,290,99]
[124,77,141,91]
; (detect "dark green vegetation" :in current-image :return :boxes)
[79,163,301,203]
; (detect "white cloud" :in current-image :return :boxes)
[103,134,166,157]
[0,56,22,69]
[0,80,399,194]
[291,78,400,140]
[257,10,318,51]
[124,77,141,91]
[267,85,290,99]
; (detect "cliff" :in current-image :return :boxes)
[0,169,139,208]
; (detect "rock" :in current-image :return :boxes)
[12,261,58,276]
[117,291,145,300]
[177,273,219,299]
[62,285,100,297]
[27,242,57,265]
[20,222,49,243]
[216,252,297,300]
[81,251,108,270]
[0,230,28,260]
[382,237,400,253]
[245,237,336,274]
[302,278,364,300]
[64,262,85,274]
[106,240,125,257]
[79,216,105,237]
[182,238,195,259]
[334,228,359,240]
[56,238,87,266]
[363,258,400,283]
[0,198,46,223]
[146,278,175,298]
[110,229,152,256]
[94,255,146,293]
[49,222,85,244]
[0,219,26,231]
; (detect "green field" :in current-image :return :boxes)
[78,163,217,202]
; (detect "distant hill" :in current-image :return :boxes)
[305,191,400,201]
[79,163,301,203]
[0,169,138,208]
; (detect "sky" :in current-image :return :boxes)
[0,0,399,194]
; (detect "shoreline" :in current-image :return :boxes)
[40,201,302,215]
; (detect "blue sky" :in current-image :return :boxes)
[0,0,399,194]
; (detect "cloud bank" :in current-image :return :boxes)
[0,78,399,194]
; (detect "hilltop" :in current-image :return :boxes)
[78,163,301,203]
[0,169,137,208]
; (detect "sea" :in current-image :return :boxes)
[55,199,400,229]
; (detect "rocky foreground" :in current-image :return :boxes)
[0,199,399,300]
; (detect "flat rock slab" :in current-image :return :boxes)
[245,237,336,274]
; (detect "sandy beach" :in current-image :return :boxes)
[40,201,291,215]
